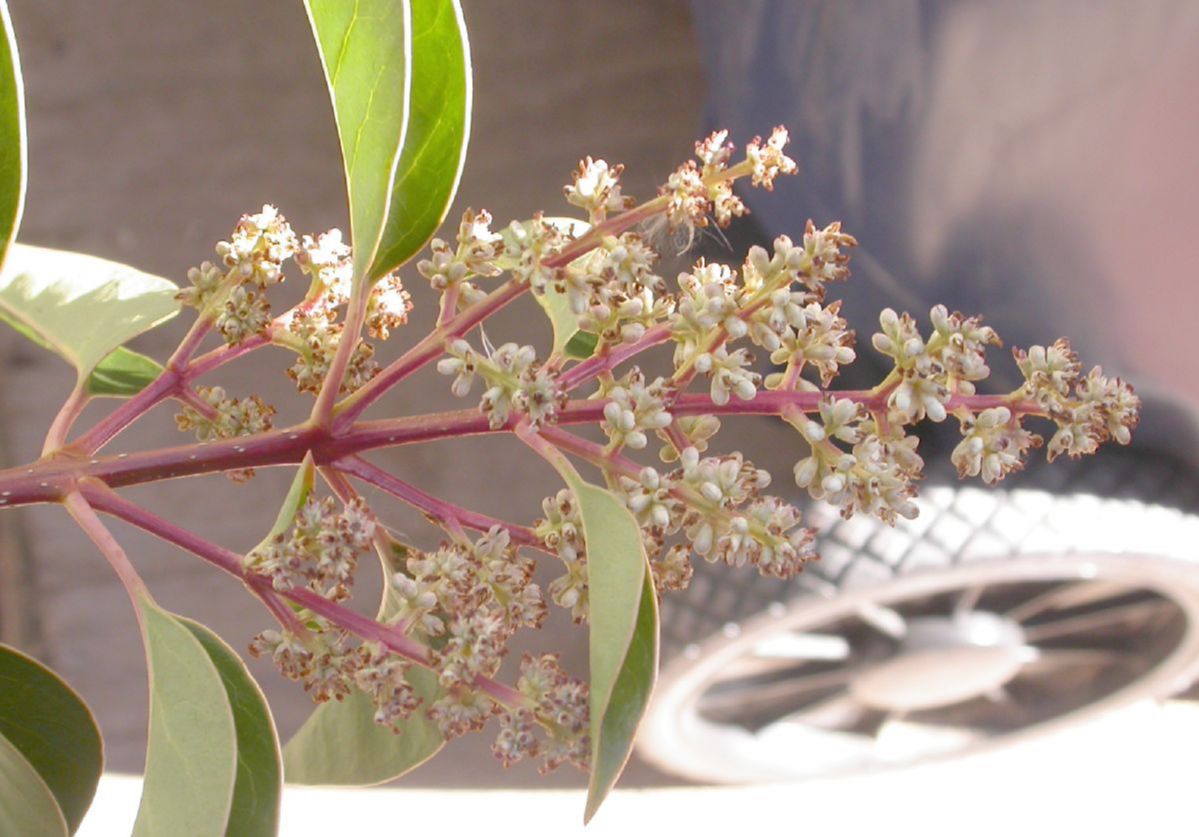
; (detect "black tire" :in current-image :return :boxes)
[643,435,1199,784]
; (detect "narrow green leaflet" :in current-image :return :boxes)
[0,643,102,834]
[565,330,599,360]
[133,595,238,837]
[259,453,316,547]
[372,0,471,279]
[0,243,179,389]
[585,574,657,823]
[0,733,67,837]
[86,346,164,397]
[558,474,659,822]
[305,0,471,284]
[283,666,444,785]
[0,0,26,270]
[180,618,282,837]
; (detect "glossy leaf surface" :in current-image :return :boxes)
[0,643,102,833]
[0,244,179,386]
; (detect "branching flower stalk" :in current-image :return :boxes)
[0,129,1139,773]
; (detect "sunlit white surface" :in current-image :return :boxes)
[79,699,1199,836]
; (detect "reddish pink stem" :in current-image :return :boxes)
[81,481,526,707]
[337,455,546,552]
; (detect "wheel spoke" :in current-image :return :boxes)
[1004,580,1132,622]
[1018,646,1136,672]
[770,690,866,730]
[718,633,852,679]
[953,584,986,617]
[699,666,858,719]
[1021,598,1173,642]
[857,602,908,639]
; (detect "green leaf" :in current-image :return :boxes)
[305,0,471,284]
[556,474,658,822]
[0,643,102,833]
[283,665,444,786]
[0,732,68,837]
[372,0,471,279]
[180,618,281,837]
[259,453,316,548]
[134,595,238,837]
[564,329,599,360]
[585,574,657,823]
[86,346,165,397]
[0,0,26,271]
[0,243,180,387]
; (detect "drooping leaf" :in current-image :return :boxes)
[86,346,164,397]
[0,244,179,387]
[133,595,238,837]
[180,618,281,837]
[0,642,102,833]
[283,665,444,786]
[0,732,68,837]
[305,0,471,285]
[585,574,657,823]
[0,0,25,270]
[557,474,658,822]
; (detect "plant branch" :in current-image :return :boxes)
[63,485,148,600]
[81,481,527,707]
[335,455,546,552]
[42,382,89,456]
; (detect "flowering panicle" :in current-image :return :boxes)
[1013,340,1139,461]
[149,125,1139,786]
[660,127,796,232]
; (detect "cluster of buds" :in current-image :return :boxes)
[534,490,589,623]
[177,205,298,346]
[1014,339,1139,462]
[174,385,276,482]
[244,495,376,601]
[437,339,565,429]
[662,127,794,231]
[493,654,590,773]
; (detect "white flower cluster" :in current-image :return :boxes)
[598,368,673,451]
[494,654,590,773]
[437,339,565,429]
[534,489,589,623]
[174,385,276,482]
[245,495,376,601]
[1014,339,1139,461]
[177,205,298,346]
[564,157,634,223]
[791,397,923,523]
